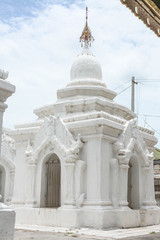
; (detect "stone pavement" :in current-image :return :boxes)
[14,224,160,240]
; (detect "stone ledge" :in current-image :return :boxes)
[0,79,15,102]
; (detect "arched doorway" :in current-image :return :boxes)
[41,154,61,208]
[0,165,6,203]
[127,156,140,209]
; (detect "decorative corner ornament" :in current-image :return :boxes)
[66,134,84,163]
[45,115,56,137]
[25,139,34,164]
[113,119,152,166]
[120,0,160,37]
[0,69,9,80]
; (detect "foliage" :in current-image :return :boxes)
[154,147,160,160]
[152,0,160,9]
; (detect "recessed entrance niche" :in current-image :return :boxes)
[127,156,140,209]
[40,153,61,208]
[0,165,6,203]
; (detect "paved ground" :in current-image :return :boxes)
[14,229,106,240]
[14,229,160,240]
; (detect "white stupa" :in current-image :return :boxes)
[2,8,160,229]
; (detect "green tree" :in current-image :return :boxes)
[152,0,160,9]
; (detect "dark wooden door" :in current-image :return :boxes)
[46,155,61,208]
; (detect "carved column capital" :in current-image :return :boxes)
[0,101,7,112]
[119,163,129,169]
[118,154,130,165]
[65,134,84,163]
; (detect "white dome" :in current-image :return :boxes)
[70,51,102,82]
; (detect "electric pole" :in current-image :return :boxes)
[131,76,138,112]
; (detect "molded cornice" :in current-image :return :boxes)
[120,0,160,37]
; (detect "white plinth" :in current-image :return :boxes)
[0,204,15,240]
[14,206,160,229]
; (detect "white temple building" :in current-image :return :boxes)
[1,8,160,229]
[0,69,15,240]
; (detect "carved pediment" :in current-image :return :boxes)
[34,134,83,164]
[1,132,15,163]
[114,119,153,166]
[34,115,74,150]
[30,116,83,164]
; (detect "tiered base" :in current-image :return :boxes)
[14,207,160,229]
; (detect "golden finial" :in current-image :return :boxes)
[80,7,94,47]
[86,6,88,21]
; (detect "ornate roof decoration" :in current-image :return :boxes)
[154,147,160,160]
[0,69,8,80]
[80,7,94,47]
[120,0,160,37]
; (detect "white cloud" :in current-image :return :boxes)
[1,0,160,146]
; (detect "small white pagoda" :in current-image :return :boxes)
[0,69,15,240]
[3,8,160,229]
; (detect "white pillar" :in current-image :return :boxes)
[110,158,119,208]
[119,163,129,209]
[141,165,157,209]
[8,171,15,204]
[0,103,7,152]
[149,162,157,207]
[64,162,75,207]
[84,137,112,209]
[75,160,86,200]
[25,162,37,206]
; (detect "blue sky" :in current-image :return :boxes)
[0,0,44,20]
[0,0,84,20]
[1,0,160,147]
[0,0,82,23]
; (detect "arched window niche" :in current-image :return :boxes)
[127,155,140,210]
[40,153,61,208]
[0,165,6,203]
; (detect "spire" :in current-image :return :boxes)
[80,7,94,48]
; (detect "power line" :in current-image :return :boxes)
[114,78,160,91]
[145,123,160,136]
[138,82,160,84]
[140,116,160,136]
[136,79,160,85]
[117,85,131,95]
[113,79,131,91]
[140,80,160,82]
[136,79,160,81]
[137,81,160,85]
[138,114,160,118]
